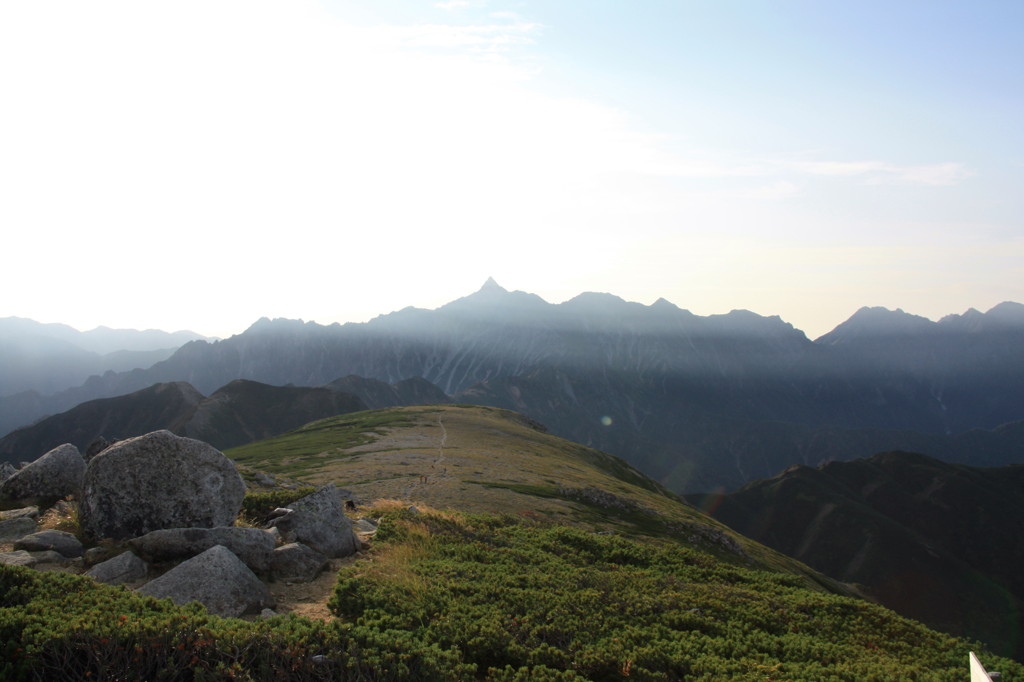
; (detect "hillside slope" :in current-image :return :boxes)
[692,451,1024,658]
[228,405,858,590]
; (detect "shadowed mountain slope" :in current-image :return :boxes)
[0,380,366,463]
[691,451,1024,658]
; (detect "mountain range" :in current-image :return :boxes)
[0,317,210,402]
[2,281,1023,493]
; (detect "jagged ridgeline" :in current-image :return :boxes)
[2,405,1020,679]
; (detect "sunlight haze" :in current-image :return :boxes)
[1,0,1020,339]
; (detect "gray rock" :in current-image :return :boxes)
[84,546,116,565]
[265,484,358,559]
[270,542,329,583]
[0,550,37,567]
[130,527,276,574]
[0,444,85,505]
[260,608,278,619]
[266,526,283,546]
[137,545,274,618]
[84,437,115,462]
[0,461,16,482]
[79,430,246,541]
[29,550,69,564]
[14,529,83,558]
[86,551,148,585]
[0,516,38,542]
[0,506,40,521]
[353,518,378,534]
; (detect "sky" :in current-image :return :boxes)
[1,0,1021,340]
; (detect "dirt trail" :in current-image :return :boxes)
[400,417,448,499]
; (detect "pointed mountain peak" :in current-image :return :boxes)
[478,277,507,294]
[439,280,548,318]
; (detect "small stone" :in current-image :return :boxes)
[15,530,83,558]
[83,546,115,566]
[29,550,69,564]
[270,542,329,583]
[0,550,37,567]
[0,516,38,542]
[86,551,149,585]
[353,518,378,533]
[0,506,40,521]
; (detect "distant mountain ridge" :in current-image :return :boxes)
[3,283,1023,492]
[0,316,212,401]
[0,316,211,355]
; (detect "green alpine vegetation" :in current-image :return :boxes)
[2,507,1020,680]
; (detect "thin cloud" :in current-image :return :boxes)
[434,0,484,11]
[372,21,542,54]
[788,160,973,186]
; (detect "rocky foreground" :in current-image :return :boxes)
[0,430,364,618]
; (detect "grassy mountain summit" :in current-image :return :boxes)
[225,405,840,581]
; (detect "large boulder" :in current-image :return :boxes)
[0,461,16,482]
[265,484,359,559]
[0,444,85,506]
[86,551,149,585]
[14,529,84,558]
[137,545,274,618]
[78,431,245,541]
[130,527,276,574]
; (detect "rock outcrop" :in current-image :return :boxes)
[78,430,245,540]
[0,443,85,505]
[137,544,274,618]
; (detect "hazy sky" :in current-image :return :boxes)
[2,1,1021,339]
